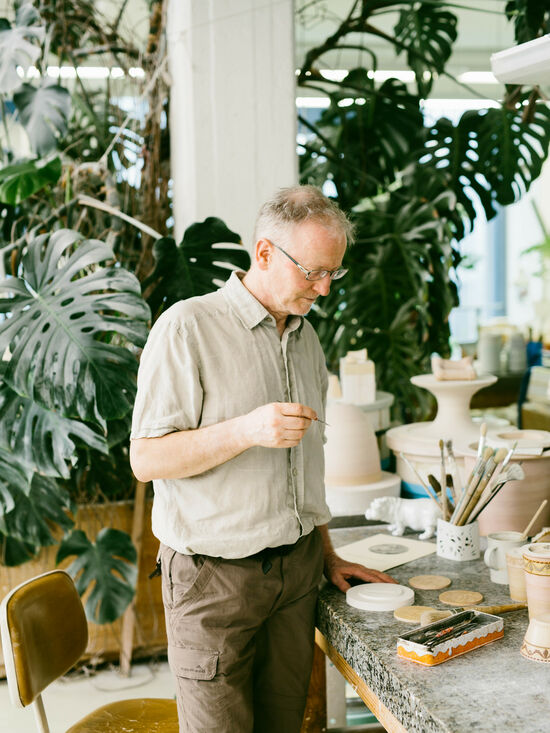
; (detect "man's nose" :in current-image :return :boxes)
[313,274,332,296]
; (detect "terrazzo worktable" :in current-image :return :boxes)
[312,526,550,733]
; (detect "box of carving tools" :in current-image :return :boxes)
[396,610,504,666]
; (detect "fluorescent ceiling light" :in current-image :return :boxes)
[313,69,416,83]
[296,97,330,108]
[491,34,550,84]
[458,71,498,84]
[18,65,143,80]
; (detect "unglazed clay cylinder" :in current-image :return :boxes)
[523,543,550,620]
[324,401,381,486]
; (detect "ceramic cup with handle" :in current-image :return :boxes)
[484,531,525,584]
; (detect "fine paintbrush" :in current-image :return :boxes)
[468,463,526,522]
[445,439,461,505]
[439,439,449,521]
[464,422,487,488]
[399,452,442,512]
[456,447,507,526]
[450,446,493,524]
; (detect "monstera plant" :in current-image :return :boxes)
[297,0,550,421]
[0,0,248,630]
[0,218,247,623]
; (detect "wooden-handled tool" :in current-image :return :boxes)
[460,603,527,614]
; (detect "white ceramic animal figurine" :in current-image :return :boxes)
[365,496,442,540]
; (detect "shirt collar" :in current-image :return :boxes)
[221,270,304,335]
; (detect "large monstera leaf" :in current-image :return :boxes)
[0,377,108,479]
[0,471,74,566]
[394,2,457,96]
[14,81,71,156]
[0,4,44,94]
[144,217,249,320]
[57,528,137,624]
[0,229,151,428]
[0,446,33,525]
[420,100,550,229]
[300,71,423,208]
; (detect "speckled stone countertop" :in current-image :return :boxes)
[320,526,550,733]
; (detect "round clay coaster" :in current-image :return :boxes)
[439,590,483,606]
[408,574,452,590]
[393,605,438,624]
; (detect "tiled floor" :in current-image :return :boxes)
[0,659,175,732]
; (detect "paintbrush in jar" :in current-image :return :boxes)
[468,463,525,522]
[464,422,487,488]
[439,439,449,521]
[456,447,507,525]
[450,446,493,524]
[399,452,442,512]
[469,442,517,517]
[445,439,461,505]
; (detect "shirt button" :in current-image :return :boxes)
[292,468,298,477]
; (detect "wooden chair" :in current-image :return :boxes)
[0,569,178,733]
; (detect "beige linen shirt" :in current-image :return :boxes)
[131,271,331,558]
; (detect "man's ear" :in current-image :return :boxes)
[254,238,272,271]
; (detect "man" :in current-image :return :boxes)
[130,185,395,733]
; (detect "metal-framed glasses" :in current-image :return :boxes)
[270,242,348,281]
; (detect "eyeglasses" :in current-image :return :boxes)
[270,242,348,281]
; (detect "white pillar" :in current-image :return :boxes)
[167,0,297,251]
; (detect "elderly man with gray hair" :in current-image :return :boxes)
[130,185,395,733]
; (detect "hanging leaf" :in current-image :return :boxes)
[394,2,457,96]
[300,71,423,207]
[0,10,44,94]
[14,81,71,155]
[144,217,249,320]
[0,156,61,205]
[0,445,33,523]
[0,228,151,428]
[57,528,137,624]
[476,100,550,206]
[0,378,108,479]
[0,472,74,566]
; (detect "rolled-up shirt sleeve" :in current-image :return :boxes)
[130,314,203,439]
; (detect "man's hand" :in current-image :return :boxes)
[242,402,317,448]
[324,551,398,592]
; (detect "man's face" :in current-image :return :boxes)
[267,220,347,317]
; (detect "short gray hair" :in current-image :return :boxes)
[254,185,355,246]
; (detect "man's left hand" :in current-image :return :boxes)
[324,551,398,592]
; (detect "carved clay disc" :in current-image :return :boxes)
[439,590,483,606]
[393,605,438,624]
[408,575,452,590]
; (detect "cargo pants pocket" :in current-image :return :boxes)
[168,645,219,681]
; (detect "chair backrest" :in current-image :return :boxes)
[0,569,88,708]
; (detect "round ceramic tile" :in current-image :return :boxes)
[408,575,452,590]
[439,590,483,606]
[346,583,414,612]
[393,605,437,624]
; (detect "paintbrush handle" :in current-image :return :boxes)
[467,603,527,614]
[468,480,505,522]
[457,457,499,525]
[520,499,548,541]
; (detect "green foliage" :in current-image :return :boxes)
[144,217,250,320]
[14,81,71,155]
[0,228,151,427]
[0,156,61,204]
[0,3,44,93]
[57,528,137,624]
[298,0,550,420]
